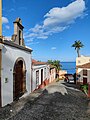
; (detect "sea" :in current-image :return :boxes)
[61,62,76,74]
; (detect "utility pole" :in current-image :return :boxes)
[0,0,2,39]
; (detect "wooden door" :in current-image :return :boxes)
[83,77,87,85]
[13,60,23,100]
[0,50,1,107]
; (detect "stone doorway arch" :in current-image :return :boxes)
[13,57,26,100]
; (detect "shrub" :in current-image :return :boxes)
[80,84,88,95]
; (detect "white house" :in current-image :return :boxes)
[76,55,90,66]
[0,18,32,107]
[76,56,90,84]
[76,62,90,85]
[31,59,50,91]
[58,70,67,79]
[49,65,56,83]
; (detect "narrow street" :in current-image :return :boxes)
[1,80,90,120]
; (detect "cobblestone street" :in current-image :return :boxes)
[1,80,90,120]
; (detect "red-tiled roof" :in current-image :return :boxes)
[32,59,47,65]
[77,62,90,69]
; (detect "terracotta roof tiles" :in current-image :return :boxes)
[77,62,90,69]
[32,59,47,65]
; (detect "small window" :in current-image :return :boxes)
[78,60,80,63]
[83,70,87,76]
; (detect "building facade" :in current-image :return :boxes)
[58,70,67,79]
[0,18,32,107]
[76,63,90,85]
[76,56,90,84]
[49,66,56,83]
[31,59,50,91]
[76,55,90,66]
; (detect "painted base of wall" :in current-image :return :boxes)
[34,79,55,90]
[38,79,49,89]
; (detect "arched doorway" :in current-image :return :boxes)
[13,58,26,100]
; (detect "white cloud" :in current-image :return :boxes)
[3,36,11,41]
[5,25,10,30]
[25,24,49,40]
[25,0,86,41]
[44,0,85,28]
[26,39,33,42]
[26,41,39,46]
[2,17,9,24]
[8,8,16,12]
[51,47,56,50]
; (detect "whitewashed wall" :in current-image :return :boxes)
[1,44,32,106]
[76,56,90,66]
[32,65,49,91]
[77,68,90,83]
[49,68,56,83]
[77,68,83,83]
[87,70,90,83]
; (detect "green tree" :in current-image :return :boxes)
[47,60,53,65]
[72,40,84,57]
[47,60,62,73]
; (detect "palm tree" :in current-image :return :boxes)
[47,60,62,73]
[72,40,84,57]
[52,60,62,73]
[47,60,53,65]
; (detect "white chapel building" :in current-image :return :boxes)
[0,18,32,107]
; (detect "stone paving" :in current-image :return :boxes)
[0,80,90,120]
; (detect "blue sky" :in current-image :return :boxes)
[2,0,90,62]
